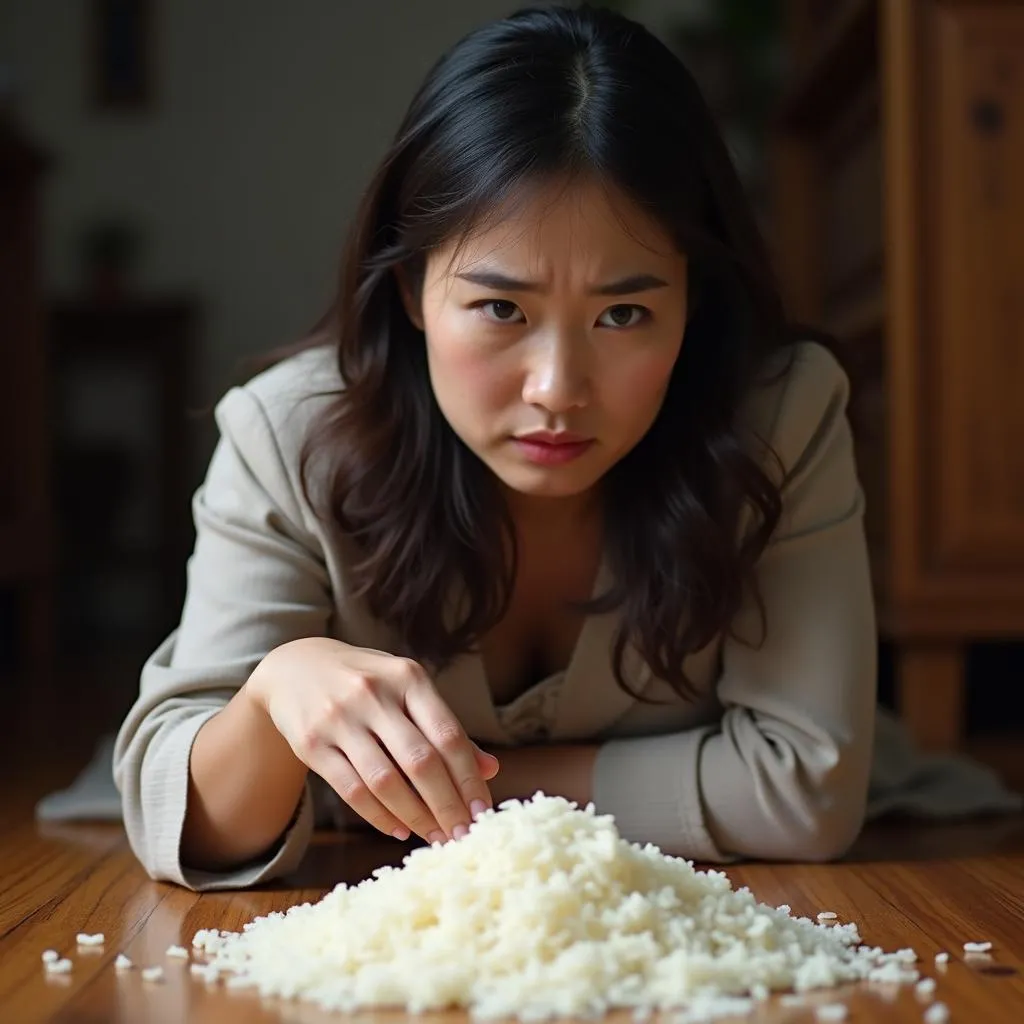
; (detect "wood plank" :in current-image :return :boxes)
[0,822,125,937]
[0,839,172,1022]
[881,0,923,609]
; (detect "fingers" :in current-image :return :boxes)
[312,651,497,843]
[339,726,445,842]
[474,743,501,780]
[309,745,414,841]
[371,711,479,840]
[404,681,495,830]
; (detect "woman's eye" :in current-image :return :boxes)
[477,300,525,323]
[599,305,648,328]
[472,301,647,328]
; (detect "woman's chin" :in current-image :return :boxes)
[493,466,599,501]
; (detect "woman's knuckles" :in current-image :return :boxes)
[346,672,385,699]
[393,657,428,686]
[339,777,372,803]
[431,725,467,753]
[402,746,442,776]
[364,763,401,791]
[295,724,324,754]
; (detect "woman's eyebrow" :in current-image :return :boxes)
[454,270,670,296]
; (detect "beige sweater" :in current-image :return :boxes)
[113,340,876,890]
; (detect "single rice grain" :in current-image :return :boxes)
[815,1005,848,1022]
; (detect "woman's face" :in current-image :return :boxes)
[404,178,689,509]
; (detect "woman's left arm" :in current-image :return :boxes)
[589,343,876,862]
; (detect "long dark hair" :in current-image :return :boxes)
[290,3,796,701]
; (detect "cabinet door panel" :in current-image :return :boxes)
[922,3,1024,573]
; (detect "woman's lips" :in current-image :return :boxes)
[511,437,594,465]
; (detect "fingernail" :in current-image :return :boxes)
[392,827,411,841]
[470,800,488,820]
[452,823,469,840]
[427,830,446,845]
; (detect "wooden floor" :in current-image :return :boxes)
[4,778,1024,1021]
[3,688,1024,1023]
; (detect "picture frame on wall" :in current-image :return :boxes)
[91,0,153,110]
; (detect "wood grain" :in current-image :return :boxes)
[3,813,1023,1024]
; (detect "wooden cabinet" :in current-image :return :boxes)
[0,111,53,687]
[774,0,1024,774]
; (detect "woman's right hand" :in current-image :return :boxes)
[245,637,500,844]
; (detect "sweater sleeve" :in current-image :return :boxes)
[112,378,334,890]
[592,344,877,863]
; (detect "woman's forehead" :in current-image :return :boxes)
[437,178,682,277]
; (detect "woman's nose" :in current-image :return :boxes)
[520,332,591,412]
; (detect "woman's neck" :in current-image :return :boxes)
[502,486,603,550]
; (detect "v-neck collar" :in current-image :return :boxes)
[552,557,649,739]
[453,557,644,744]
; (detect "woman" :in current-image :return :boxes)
[114,2,876,890]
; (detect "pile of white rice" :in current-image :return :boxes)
[192,794,923,1020]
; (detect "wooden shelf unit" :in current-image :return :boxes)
[773,0,1024,776]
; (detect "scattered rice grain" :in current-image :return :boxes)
[671,995,754,1023]
[815,1005,848,1022]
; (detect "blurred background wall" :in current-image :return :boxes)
[2,0,1022,789]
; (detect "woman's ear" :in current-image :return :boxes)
[395,265,425,332]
